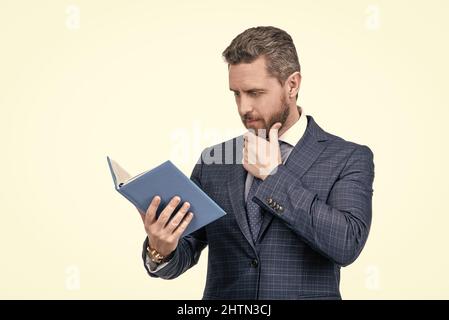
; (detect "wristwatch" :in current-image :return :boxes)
[146,245,174,264]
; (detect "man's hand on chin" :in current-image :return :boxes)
[243,122,282,180]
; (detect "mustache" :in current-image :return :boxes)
[242,114,259,121]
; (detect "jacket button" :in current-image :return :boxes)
[279,206,284,212]
[275,204,280,210]
[267,198,273,205]
[251,259,259,268]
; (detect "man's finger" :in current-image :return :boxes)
[157,196,181,228]
[269,122,282,143]
[244,146,256,166]
[145,195,160,224]
[173,212,194,238]
[165,202,191,233]
[246,133,259,163]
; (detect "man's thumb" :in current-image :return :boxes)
[271,122,282,131]
[269,122,282,141]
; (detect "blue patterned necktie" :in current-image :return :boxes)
[246,176,263,242]
[246,141,290,242]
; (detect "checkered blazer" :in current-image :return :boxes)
[142,115,375,300]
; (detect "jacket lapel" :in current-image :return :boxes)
[226,163,256,250]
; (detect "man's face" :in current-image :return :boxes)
[229,56,289,138]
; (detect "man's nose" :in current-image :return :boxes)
[238,95,253,115]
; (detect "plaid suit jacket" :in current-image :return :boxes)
[143,115,375,300]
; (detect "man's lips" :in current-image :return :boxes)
[245,119,260,124]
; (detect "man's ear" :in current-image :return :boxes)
[286,72,301,99]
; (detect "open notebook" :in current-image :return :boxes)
[107,157,227,237]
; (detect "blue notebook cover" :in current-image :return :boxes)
[107,157,226,237]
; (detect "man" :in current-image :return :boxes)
[140,26,375,299]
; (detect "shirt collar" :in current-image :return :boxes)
[278,106,307,147]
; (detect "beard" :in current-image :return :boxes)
[243,95,290,140]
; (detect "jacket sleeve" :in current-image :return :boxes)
[142,155,208,279]
[253,145,375,267]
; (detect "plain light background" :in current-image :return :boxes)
[1,0,448,299]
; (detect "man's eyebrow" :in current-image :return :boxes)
[229,88,266,92]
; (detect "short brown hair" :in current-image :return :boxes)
[222,26,301,85]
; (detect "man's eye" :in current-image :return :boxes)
[249,91,260,97]
[234,92,240,97]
